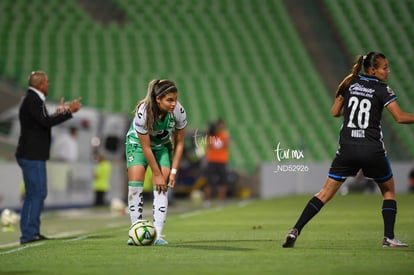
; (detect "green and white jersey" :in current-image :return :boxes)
[126,102,187,148]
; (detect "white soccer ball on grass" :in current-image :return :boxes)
[128,220,157,246]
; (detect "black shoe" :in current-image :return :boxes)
[38,234,49,240]
[282,228,298,248]
[20,234,50,244]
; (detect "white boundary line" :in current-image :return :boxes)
[0,230,87,250]
[0,242,44,255]
[63,235,91,242]
[178,199,256,219]
[0,241,20,249]
[178,206,224,218]
[1,200,258,253]
[0,234,90,254]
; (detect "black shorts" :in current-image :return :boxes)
[206,162,228,186]
[328,144,393,183]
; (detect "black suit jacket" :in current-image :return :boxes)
[15,89,73,160]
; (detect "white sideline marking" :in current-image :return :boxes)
[179,207,223,218]
[179,210,202,218]
[0,242,20,249]
[51,230,86,238]
[0,230,87,249]
[178,199,256,219]
[64,235,90,242]
[0,242,43,255]
[237,199,255,208]
[0,234,91,254]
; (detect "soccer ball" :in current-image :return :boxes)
[190,189,204,206]
[1,209,20,232]
[1,209,19,226]
[110,198,127,214]
[128,220,157,246]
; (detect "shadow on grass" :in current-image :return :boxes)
[59,234,114,241]
[292,240,414,252]
[0,271,34,274]
[170,239,273,251]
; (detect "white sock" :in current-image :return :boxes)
[128,185,144,224]
[153,189,169,238]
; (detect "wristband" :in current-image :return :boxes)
[171,168,177,175]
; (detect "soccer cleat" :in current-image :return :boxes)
[154,238,169,246]
[282,228,298,248]
[382,237,408,247]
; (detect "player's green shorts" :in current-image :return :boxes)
[126,139,172,169]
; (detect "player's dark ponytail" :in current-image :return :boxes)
[335,55,364,97]
[335,52,387,97]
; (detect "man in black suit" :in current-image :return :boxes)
[16,71,82,244]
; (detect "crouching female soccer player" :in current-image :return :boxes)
[126,79,187,245]
[282,52,414,248]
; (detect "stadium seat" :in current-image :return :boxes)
[1,0,412,171]
[323,0,414,160]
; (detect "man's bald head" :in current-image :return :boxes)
[28,71,49,95]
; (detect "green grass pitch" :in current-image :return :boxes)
[1,194,413,274]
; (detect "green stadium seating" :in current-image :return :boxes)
[324,0,414,158]
[2,0,411,171]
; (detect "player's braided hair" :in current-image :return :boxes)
[335,51,386,97]
[133,79,177,132]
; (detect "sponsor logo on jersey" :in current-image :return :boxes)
[169,118,175,128]
[349,83,375,98]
